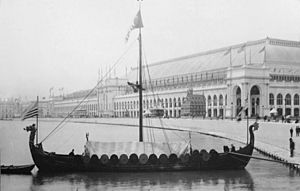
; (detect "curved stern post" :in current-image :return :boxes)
[24,124,43,161]
[249,122,258,147]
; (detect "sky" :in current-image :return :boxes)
[0,0,300,100]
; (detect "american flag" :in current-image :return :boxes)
[21,101,38,120]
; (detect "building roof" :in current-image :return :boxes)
[126,38,300,81]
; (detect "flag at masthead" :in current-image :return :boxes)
[125,10,144,42]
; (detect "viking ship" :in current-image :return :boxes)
[24,4,257,173]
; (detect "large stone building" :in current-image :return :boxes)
[50,77,128,118]
[0,98,22,119]
[114,38,300,119]
[0,98,49,119]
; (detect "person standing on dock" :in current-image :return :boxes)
[296,125,300,137]
[69,149,75,156]
[290,127,293,137]
[289,138,295,157]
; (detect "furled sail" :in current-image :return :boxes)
[84,141,190,157]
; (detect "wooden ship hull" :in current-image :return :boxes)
[25,125,255,173]
[1,164,35,174]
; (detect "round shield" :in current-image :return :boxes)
[200,149,210,161]
[119,154,129,165]
[149,154,158,164]
[139,153,148,164]
[192,149,201,163]
[90,154,99,165]
[180,153,190,163]
[209,149,219,160]
[100,154,109,165]
[83,155,90,164]
[129,153,139,164]
[159,154,168,164]
[169,153,178,164]
[110,154,119,165]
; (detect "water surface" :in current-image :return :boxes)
[1,119,299,191]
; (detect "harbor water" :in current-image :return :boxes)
[1,119,300,191]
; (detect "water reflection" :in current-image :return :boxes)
[31,170,254,191]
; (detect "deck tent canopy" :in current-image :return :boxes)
[85,141,190,157]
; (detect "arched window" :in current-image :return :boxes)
[173,98,177,107]
[285,94,291,105]
[153,99,156,107]
[294,94,299,105]
[178,98,181,107]
[225,95,227,105]
[208,95,212,106]
[165,98,168,108]
[236,87,241,95]
[169,98,172,107]
[213,95,217,106]
[269,93,274,105]
[219,95,223,106]
[277,94,283,105]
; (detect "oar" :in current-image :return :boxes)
[228,152,300,166]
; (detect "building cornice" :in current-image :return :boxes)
[268,38,300,48]
[130,38,300,72]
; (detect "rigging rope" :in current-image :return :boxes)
[40,40,138,143]
[142,47,175,153]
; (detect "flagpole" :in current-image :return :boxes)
[138,0,143,142]
[138,22,143,142]
[36,96,39,145]
[230,48,232,82]
[247,97,249,144]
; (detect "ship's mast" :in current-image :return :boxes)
[138,4,143,142]
[36,96,39,145]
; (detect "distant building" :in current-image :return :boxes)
[99,77,128,117]
[50,89,98,118]
[0,98,23,119]
[50,77,127,118]
[114,38,300,118]
[181,89,206,117]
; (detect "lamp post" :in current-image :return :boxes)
[231,102,233,120]
[245,98,249,144]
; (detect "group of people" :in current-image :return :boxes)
[68,132,91,157]
[223,144,236,153]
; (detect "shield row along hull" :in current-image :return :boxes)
[25,125,255,173]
